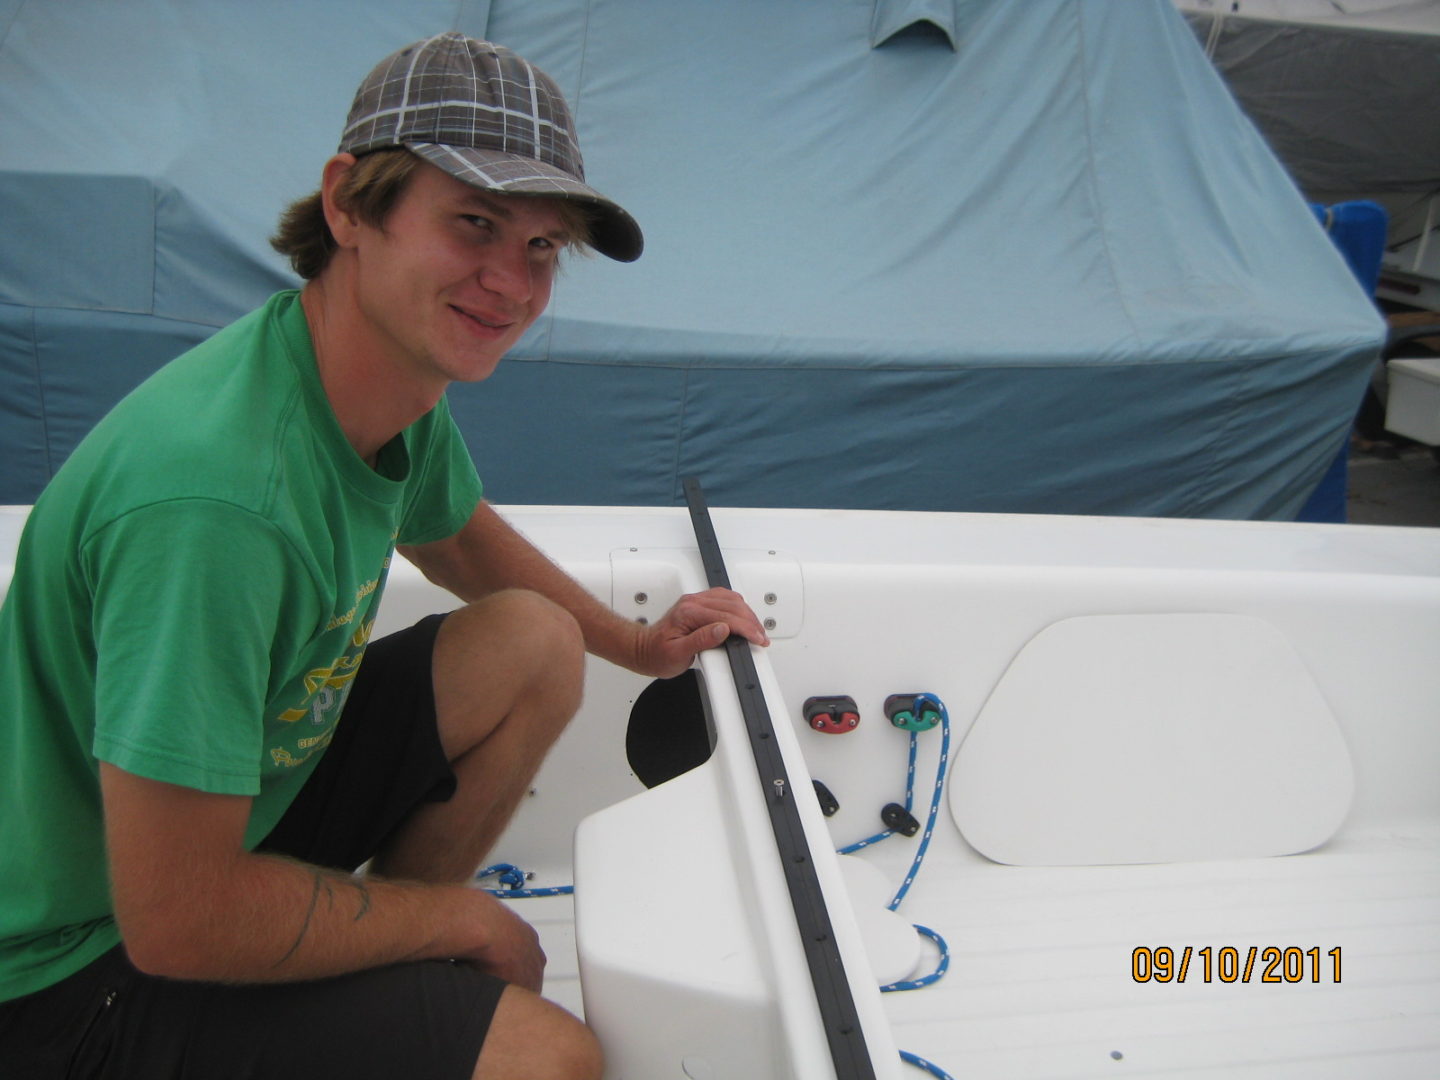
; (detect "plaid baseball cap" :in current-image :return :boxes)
[339,32,643,262]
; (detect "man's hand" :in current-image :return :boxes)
[450,889,547,993]
[632,587,769,679]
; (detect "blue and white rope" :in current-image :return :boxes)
[836,730,921,855]
[899,1048,956,1079]
[878,700,952,993]
[886,693,951,912]
[840,695,956,1078]
[880,923,951,992]
[475,862,574,898]
[836,693,951,919]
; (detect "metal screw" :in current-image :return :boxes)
[634,592,648,605]
[763,592,777,605]
[636,616,648,625]
[763,618,777,631]
[772,778,786,798]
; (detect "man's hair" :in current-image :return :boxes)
[271,148,594,280]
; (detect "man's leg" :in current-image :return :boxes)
[371,591,600,1079]
[370,589,585,883]
[254,590,600,1079]
[473,986,603,1079]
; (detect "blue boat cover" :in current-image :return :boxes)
[0,0,1384,518]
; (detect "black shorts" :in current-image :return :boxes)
[0,613,507,1080]
[258,611,461,871]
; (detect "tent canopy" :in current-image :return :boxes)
[0,0,1384,517]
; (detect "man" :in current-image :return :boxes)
[0,32,766,1079]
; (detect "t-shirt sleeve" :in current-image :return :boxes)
[396,394,485,546]
[83,500,318,795]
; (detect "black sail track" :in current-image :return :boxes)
[682,478,877,1080]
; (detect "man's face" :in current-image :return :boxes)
[343,162,571,388]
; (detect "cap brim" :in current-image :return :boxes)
[409,143,643,262]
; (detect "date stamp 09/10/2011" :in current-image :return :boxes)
[1132,946,1342,985]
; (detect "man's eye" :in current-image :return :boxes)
[461,215,492,231]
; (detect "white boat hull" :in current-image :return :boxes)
[5,505,1437,1078]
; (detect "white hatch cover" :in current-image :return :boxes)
[949,613,1354,866]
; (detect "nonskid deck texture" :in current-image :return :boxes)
[861,823,1440,1079]
[500,818,1440,1078]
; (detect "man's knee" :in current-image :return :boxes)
[431,592,585,757]
[507,589,585,662]
[474,987,603,1080]
[452,590,584,669]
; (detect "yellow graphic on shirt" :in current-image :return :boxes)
[271,741,333,768]
[325,575,383,632]
[270,617,377,768]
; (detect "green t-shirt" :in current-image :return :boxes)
[0,290,483,1001]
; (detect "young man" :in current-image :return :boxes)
[0,33,766,1079]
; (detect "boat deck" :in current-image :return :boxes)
[876,822,1440,1078]
[512,819,1440,1079]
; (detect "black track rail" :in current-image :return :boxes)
[683,478,877,1080]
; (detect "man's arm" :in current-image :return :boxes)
[399,501,767,678]
[101,763,544,989]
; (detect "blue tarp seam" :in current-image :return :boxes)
[1193,356,1265,514]
[1073,4,1143,351]
[0,301,229,333]
[669,361,694,490]
[571,0,594,129]
[0,0,24,52]
[25,304,52,479]
[493,342,1381,374]
[148,184,160,318]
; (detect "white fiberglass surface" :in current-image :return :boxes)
[6,504,1438,1076]
[433,508,1438,1077]
[759,549,1438,1076]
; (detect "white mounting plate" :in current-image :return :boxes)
[610,547,803,639]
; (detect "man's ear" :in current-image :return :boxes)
[319,153,361,249]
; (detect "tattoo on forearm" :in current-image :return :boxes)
[349,877,372,922]
[272,871,373,969]
[273,872,329,969]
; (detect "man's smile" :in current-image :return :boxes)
[451,304,515,334]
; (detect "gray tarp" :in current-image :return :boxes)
[1178,1,1440,299]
